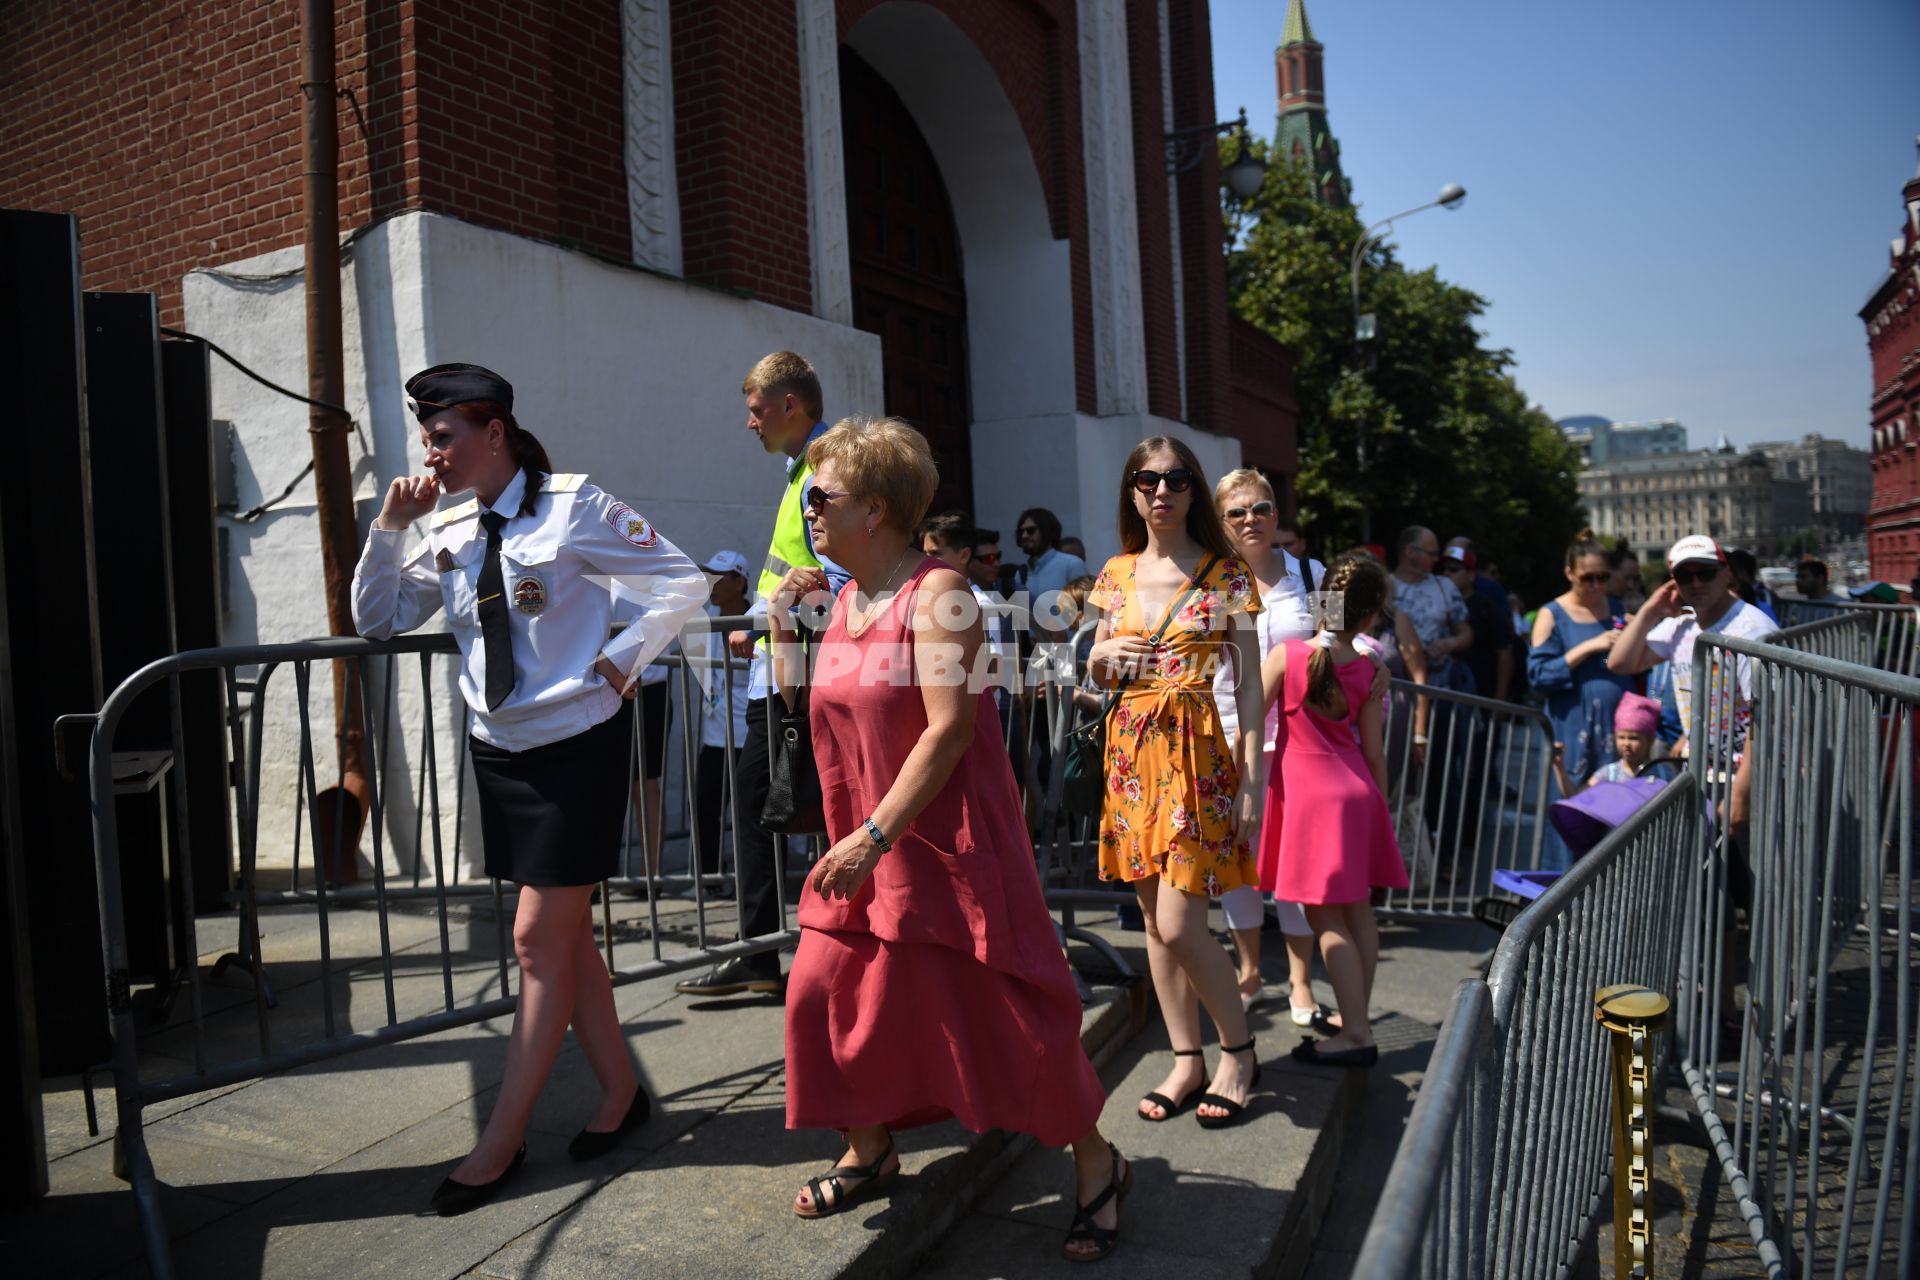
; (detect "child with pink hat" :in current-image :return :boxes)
[1552,692,1662,798]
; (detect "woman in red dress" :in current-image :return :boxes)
[770,417,1127,1262]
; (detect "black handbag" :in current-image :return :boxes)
[1062,557,1218,815]
[761,629,826,834]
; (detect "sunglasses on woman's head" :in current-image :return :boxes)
[804,486,849,514]
[1224,501,1276,521]
[1670,565,1719,586]
[1131,468,1194,494]
[1575,571,1611,585]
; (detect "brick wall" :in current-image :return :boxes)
[839,0,1094,412]
[412,0,628,260]
[0,0,628,329]
[672,0,813,312]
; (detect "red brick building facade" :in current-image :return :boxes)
[2,0,1300,576]
[1864,144,1920,590]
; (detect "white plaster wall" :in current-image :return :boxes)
[972,412,1241,571]
[186,211,881,875]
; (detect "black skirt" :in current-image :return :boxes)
[469,709,635,887]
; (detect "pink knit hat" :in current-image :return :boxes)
[1614,693,1661,736]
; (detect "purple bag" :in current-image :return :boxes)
[1548,776,1668,859]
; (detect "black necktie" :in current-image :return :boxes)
[477,511,515,710]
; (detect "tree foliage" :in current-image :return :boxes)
[1224,147,1586,605]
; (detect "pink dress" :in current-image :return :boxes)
[1263,641,1409,904]
[784,559,1106,1145]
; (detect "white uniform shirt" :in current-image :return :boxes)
[351,469,706,752]
[1214,553,1323,749]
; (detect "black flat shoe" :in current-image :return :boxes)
[1137,1048,1204,1122]
[1309,1010,1345,1037]
[1195,1039,1262,1130]
[430,1144,525,1217]
[1289,1039,1379,1068]
[568,1083,652,1161]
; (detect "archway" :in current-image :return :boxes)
[841,48,972,517]
[841,3,1076,535]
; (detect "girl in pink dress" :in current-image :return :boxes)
[1261,555,1407,1068]
[769,417,1126,1262]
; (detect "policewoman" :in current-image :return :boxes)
[351,363,705,1215]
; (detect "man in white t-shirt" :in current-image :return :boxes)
[1610,534,1778,827]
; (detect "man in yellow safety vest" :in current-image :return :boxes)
[675,352,847,998]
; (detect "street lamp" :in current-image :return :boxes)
[1166,106,1268,200]
[1348,182,1467,542]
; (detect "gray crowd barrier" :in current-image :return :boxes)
[1357,623,1920,1277]
[67,615,800,1280]
[1027,632,1555,933]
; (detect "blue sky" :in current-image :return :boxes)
[1208,0,1920,449]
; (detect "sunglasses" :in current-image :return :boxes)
[804,486,850,514]
[1224,501,1276,521]
[1015,525,1039,536]
[1131,468,1194,494]
[1670,565,1721,587]
[1574,571,1611,585]
[975,551,1001,565]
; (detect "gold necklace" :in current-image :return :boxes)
[851,546,917,632]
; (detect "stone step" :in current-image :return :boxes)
[7,910,1370,1280]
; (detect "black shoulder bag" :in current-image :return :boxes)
[1062,556,1219,815]
[761,610,828,835]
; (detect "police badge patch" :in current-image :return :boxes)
[513,575,547,615]
[605,501,657,547]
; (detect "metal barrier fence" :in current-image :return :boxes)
[1357,625,1920,1277]
[1774,594,1920,679]
[1352,769,1703,1278]
[1672,631,1919,1277]
[1379,681,1554,918]
[1028,657,1554,927]
[72,618,799,1280]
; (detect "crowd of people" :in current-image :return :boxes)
[349,348,1790,1260]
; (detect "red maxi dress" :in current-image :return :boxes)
[784,558,1107,1146]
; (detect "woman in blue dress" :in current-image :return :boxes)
[1526,531,1637,870]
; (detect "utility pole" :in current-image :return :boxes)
[301,0,368,877]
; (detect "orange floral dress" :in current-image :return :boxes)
[1087,553,1262,896]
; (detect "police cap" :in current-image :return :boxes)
[405,363,514,420]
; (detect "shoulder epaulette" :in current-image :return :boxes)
[431,498,481,528]
[542,473,587,493]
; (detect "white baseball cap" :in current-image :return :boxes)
[1666,535,1725,568]
[701,550,750,577]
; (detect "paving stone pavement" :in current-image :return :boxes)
[3,893,1487,1279]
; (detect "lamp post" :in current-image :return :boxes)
[1166,106,1268,200]
[1348,183,1466,543]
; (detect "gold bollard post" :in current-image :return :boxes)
[1595,984,1671,1278]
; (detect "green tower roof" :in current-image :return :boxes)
[1281,0,1315,47]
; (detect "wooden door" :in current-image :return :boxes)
[840,49,973,518]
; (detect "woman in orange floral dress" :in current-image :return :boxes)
[1085,436,1266,1128]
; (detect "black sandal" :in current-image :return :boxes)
[1062,1143,1132,1262]
[794,1139,897,1219]
[1196,1039,1262,1129]
[1137,1048,1204,1121]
